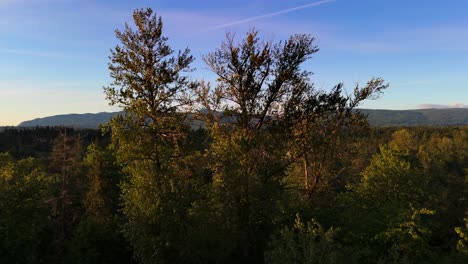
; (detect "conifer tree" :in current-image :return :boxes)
[104,8,195,263]
[48,128,84,262]
[83,143,122,222]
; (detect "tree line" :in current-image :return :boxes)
[1,8,467,263]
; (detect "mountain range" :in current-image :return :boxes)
[16,108,468,128]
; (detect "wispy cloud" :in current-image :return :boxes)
[418,103,468,109]
[209,0,335,30]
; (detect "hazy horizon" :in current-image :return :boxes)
[1,0,468,125]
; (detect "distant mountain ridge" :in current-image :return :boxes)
[360,108,468,126]
[17,109,468,128]
[17,112,119,129]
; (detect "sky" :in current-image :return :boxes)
[1,0,467,125]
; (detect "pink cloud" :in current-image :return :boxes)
[418,103,468,109]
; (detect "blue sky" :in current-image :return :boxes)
[1,0,467,125]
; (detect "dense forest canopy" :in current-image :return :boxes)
[1,8,467,264]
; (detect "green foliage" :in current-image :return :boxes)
[192,29,329,262]
[286,80,386,202]
[104,7,197,263]
[358,145,426,206]
[68,216,131,264]
[83,143,123,222]
[47,129,85,259]
[347,145,436,259]
[388,128,418,152]
[265,214,342,264]
[376,208,436,263]
[206,128,290,262]
[416,128,467,255]
[327,128,468,263]
[120,162,186,263]
[0,127,106,159]
[64,144,132,263]
[2,7,468,264]
[0,154,51,263]
[104,7,193,117]
[455,218,468,254]
[361,108,468,126]
[200,30,318,129]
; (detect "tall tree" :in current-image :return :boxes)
[197,30,318,130]
[287,80,387,200]
[191,30,322,262]
[104,8,195,263]
[48,128,84,262]
[191,29,388,262]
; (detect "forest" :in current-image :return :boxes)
[0,8,467,264]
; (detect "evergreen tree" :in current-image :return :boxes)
[104,8,195,263]
[83,143,123,222]
[48,128,84,262]
[67,143,131,264]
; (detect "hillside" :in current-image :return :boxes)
[16,109,468,128]
[360,108,468,126]
[17,112,119,129]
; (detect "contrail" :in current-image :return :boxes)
[211,0,335,30]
